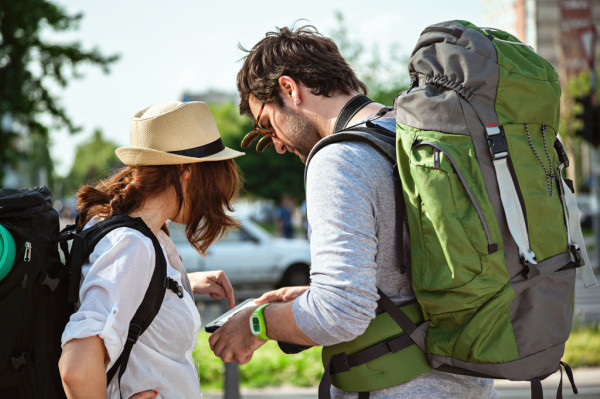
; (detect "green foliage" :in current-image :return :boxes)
[0,0,119,184]
[564,323,600,367]
[328,11,409,106]
[562,69,600,140]
[63,129,121,193]
[559,69,600,192]
[205,11,411,204]
[193,332,322,391]
[208,102,306,204]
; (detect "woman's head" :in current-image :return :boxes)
[76,101,244,254]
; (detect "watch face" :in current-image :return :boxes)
[251,316,261,334]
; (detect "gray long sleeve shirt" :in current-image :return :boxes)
[293,121,497,398]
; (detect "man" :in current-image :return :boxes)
[209,25,497,398]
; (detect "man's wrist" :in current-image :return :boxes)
[250,303,270,340]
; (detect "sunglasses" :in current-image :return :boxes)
[240,102,277,152]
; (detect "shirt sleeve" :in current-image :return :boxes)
[61,228,155,369]
[294,141,390,345]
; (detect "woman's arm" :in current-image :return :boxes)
[59,335,108,399]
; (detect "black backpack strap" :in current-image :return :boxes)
[319,291,421,399]
[66,215,167,394]
[333,94,373,133]
[104,218,167,390]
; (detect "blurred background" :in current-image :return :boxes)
[2,1,600,397]
[1,0,599,235]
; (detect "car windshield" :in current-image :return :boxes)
[168,218,264,245]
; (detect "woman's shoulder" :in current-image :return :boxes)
[84,216,154,245]
[84,216,156,265]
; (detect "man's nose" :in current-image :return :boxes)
[273,137,287,154]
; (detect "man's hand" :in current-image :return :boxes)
[255,285,308,304]
[208,306,266,364]
[188,270,235,309]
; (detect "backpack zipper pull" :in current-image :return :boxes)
[24,242,32,262]
[434,148,441,168]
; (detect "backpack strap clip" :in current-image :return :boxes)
[554,139,570,168]
[10,352,33,370]
[166,277,184,298]
[126,323,143,344]
[522,259,540,279]
[41,273,61,291]
[569,244,583,267]
[485,124,508,160]
[329,352,351,373]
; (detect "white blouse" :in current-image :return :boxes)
[61,217,202,399]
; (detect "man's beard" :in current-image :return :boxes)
[280,105,321,164]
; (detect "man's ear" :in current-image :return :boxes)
[278,76,299,103]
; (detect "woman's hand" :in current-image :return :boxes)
[255,285,309,304]
[188,270,235,308]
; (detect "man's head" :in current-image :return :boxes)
[237,25,367,116]
[237,25,367,162]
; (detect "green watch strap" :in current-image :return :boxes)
[250,303,270,340]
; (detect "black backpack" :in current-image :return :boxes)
[0,186,170,398]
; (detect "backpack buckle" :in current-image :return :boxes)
[522,259,540,279]
[569,244,583,267]
[126,323,143,344]
[10,352,33,370]
[329,352,351,374]
[41,273,61,292]
[485,125,509,160]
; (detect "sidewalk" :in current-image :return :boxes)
[202,367,600,399]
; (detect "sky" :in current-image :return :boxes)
[47,0,488,176]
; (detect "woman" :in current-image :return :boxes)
[59,101,244,399]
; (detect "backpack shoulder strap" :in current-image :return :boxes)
[305,119,397,178]
[304,120,411,286]
[333,94,373,133]
[66,215,167,389]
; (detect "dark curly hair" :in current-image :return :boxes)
[237,25,367,116]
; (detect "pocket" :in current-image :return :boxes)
[408,133,501,297]
[502,123,568,261]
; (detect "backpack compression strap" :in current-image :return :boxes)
[486,124,598,287]
[485,125,538,271]
[555,149,598,288]
[67,215,168,394]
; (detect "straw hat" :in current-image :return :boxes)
[116,101,244,166]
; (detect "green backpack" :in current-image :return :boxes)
[319,20,598,398]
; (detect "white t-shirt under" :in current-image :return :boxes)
[61,217,202,399]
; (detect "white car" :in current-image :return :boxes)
[169,215,311,288]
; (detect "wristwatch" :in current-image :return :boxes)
[250,303,271,340]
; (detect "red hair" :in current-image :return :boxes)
[76,160,241,254]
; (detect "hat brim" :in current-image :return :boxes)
[116,146,244,166]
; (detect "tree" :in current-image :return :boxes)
[208,102,306,204]
[0,0,119,185]
[206,13,411,204]
[328,11,409,105]
[560,68,600,192]
[65,129,121,194]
